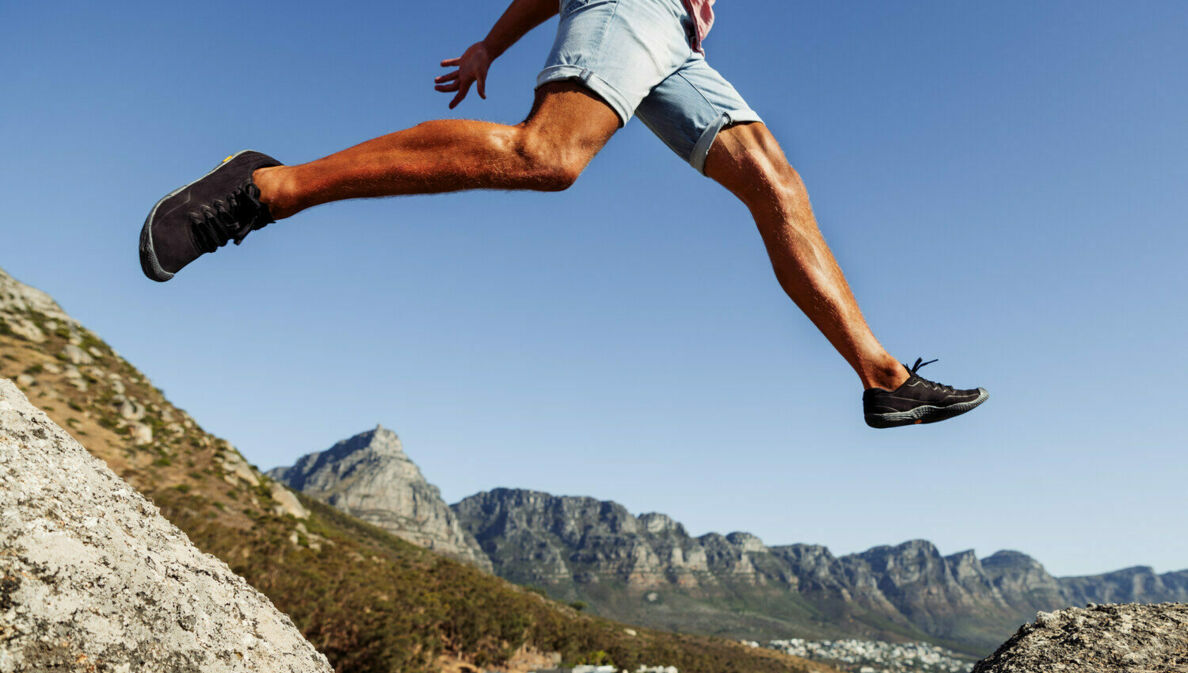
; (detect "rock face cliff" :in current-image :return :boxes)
[0,378,331,673]
[453,488,1188,655]
[268,426,492,571]
[971,603,1188,673]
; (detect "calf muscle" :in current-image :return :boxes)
[706,123,906,391]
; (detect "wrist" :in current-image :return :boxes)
[479,38,501,60]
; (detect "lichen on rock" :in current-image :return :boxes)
[0,378,331,673]
[971,602,1188,673]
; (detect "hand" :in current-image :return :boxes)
[435,42,492,109]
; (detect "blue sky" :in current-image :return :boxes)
[2,1,1185,577]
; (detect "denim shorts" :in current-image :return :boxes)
[537,0,762,174]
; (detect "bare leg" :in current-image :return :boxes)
[253,82,621,219]
[704,122,907,391]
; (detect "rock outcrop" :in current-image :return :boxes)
[453,488,1188,655]
[971,603,1188,673]
[0,268,76,342]
[0,378,332,673]
[268,426,492,571]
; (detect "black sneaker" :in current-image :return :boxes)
[863,358,988,428]
[139,150,282,282]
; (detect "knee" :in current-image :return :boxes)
[514,128,586,191]
[710,124,806,207]
[736,149,807,209]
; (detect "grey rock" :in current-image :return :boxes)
[971,603,1188,673]
[61,343,93,365]
[1,316,44,342]
[219,449,260,487]
[0,378,331,673]
[131,422,153,445]
[0,268,77,343]
[62,364,87,391]
[269,425,492,571]
[270,482,310,520]
[117,397,146,421]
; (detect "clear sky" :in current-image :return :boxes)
[3,1,1185,577]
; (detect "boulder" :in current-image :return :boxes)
[972,603,1188,673]
[0,378,331,673]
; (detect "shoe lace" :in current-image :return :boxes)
[906,357,955,392]
[188,183,271,254]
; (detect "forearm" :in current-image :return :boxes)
[483,0,558,59]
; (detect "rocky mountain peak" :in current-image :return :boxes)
[982,550,1045,572]
[727,532,767,553]
[856,539,945,574]
[365,423,404,454]
[268,428,492,572]
[639,512,684,535]
[329,423,406,459]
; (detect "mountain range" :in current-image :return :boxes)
[270,428,1188,656]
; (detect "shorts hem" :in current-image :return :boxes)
[537,65,634,126]
[690,109,762,175]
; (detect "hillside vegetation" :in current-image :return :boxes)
[0,267,836,673]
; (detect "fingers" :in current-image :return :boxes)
[449,80,473,109]
[436,50,491,107]
[434,69,459,93]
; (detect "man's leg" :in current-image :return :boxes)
[139,82,621,280]
[254,82,620,219]
[704,122,908,392]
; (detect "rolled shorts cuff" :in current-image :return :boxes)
[690,109,763,175]
[537,65,635,127]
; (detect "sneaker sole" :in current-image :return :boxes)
[865,388,989,429]
[139,150,258,283]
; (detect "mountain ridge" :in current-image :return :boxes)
[265,421,1186,660]
[450,487,1188,655]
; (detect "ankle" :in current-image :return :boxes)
[252,166,298,220]
[862,356,908,391]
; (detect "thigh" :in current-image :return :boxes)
[537,0,693,126]
[635,53,763,174]
[522,81,621,161]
